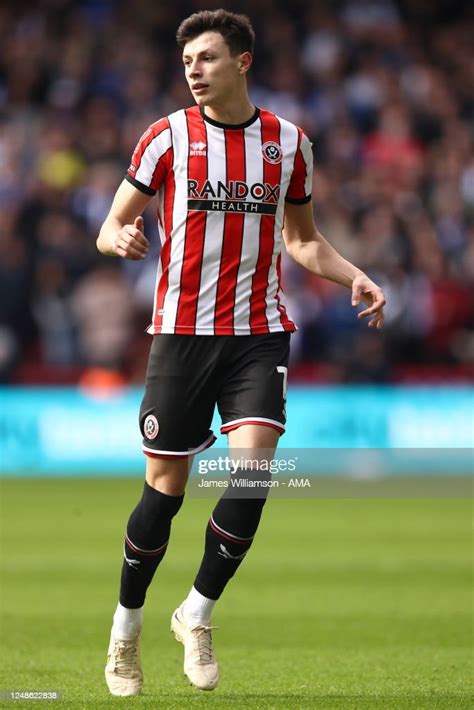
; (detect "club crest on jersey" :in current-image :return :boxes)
[144,414,159,440]
[190,141,207,156]
[262,141,283,164]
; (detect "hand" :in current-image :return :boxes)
[113,216,149,260]
[351,273,386,330]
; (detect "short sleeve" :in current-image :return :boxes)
[126,119,173,196]
[285,130,313,205]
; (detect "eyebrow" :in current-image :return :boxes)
[182,49,216,61]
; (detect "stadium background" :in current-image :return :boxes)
[0,1,472,707]
[0,0,472,388]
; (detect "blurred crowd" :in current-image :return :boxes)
[0,0,473,383]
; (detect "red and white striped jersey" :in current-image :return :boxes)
[126,106,313,335]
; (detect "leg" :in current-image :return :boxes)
[106,334,220,696]
[105,456,189,697]
[191,424,279,604]
[119,456,190,613]
[171,425,280,691]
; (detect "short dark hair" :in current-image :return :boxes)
[176,9,255,56]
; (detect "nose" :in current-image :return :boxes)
[188,60,201,78]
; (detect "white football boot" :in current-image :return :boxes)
[171,603,219,690]
[105,631,143,696]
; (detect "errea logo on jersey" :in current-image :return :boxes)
[190,141,207,156]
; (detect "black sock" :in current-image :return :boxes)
[119,481,183,608]
[193,469,270,600]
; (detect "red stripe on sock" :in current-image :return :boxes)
[125,536,168,556]
[208,517,253,545]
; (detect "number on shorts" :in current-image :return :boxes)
[277,365,288,400]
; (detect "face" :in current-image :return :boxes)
[182,31,247,106]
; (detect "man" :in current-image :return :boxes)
[97,9,385,697]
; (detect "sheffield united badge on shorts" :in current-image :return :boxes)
[144,414,159,440]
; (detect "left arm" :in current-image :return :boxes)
[283,200,386,329]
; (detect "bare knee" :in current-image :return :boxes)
[145,456,192,496]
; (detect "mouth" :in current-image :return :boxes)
[192,83,209,93]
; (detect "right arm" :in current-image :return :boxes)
[97,179,152,260]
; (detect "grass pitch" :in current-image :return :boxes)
[0,478,472,709]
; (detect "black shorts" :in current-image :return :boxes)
[139,333,291,457]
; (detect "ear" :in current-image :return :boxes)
[238,51,253,75]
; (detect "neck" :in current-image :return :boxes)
[203,90,255,126]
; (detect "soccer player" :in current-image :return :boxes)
[97,9,385,696]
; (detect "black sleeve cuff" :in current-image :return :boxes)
[125,174,156,196]
[285,194,312,205]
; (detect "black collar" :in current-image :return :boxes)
[199,106,260,129]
